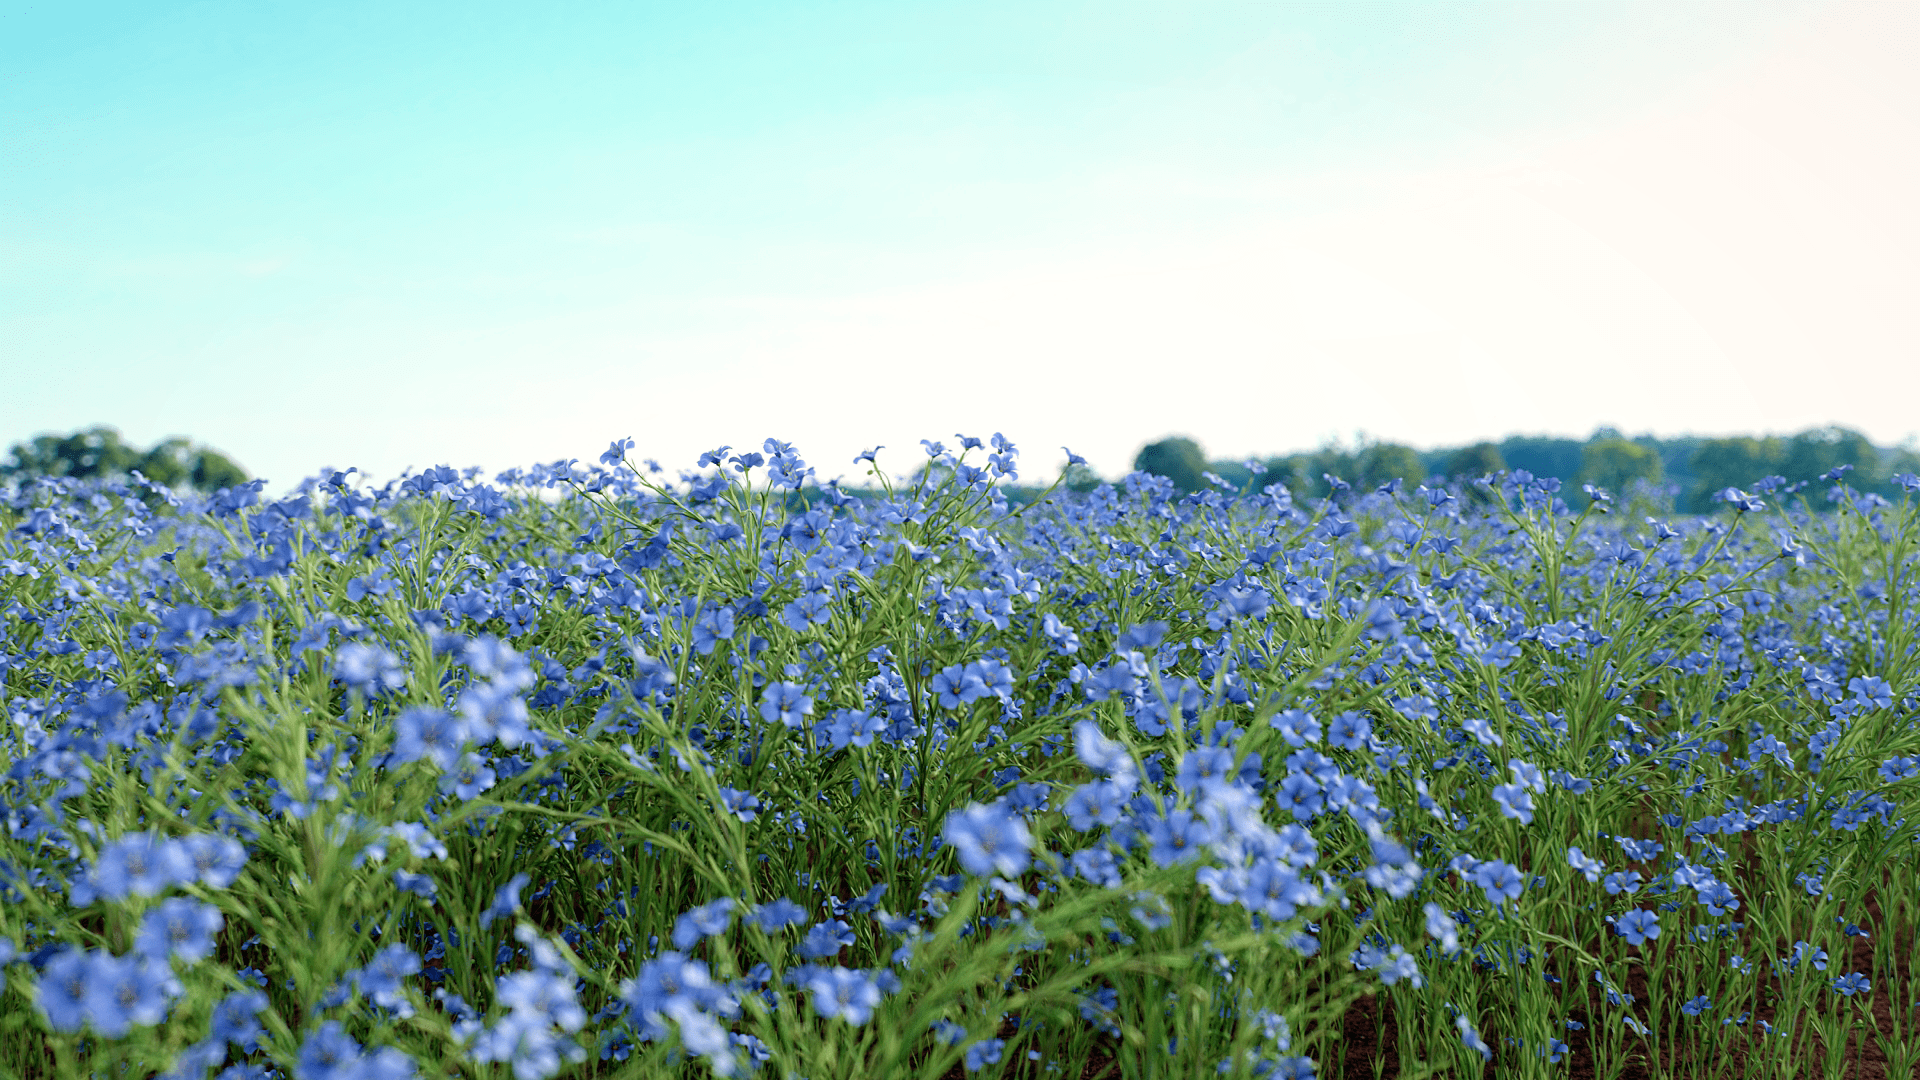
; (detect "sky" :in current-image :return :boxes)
[4,0,1917,492]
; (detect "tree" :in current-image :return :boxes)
[1443,442,1506,481]
[1783,427,1882,491]
[1062,462,1104,494]
[1354,442,1424,492]
[1,426,250,492]
[1499,435,1584,485]
[1133,437,1207,494]
[1,426,142,482]
[1688,436,1784,510]
[1577,436,1662,498]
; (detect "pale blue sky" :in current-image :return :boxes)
[7,0,1914,491]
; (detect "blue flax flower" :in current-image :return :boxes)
[1144,809,1212,867]
[796,919,855,960]
[1567,847,1605,884]
[964,1038,1006,1072]
[297,1020,416,1080]
[672,899,737,949]
[748,898,807,934]
[389,706,468,770]
[34,948,91,1033]
[1471,860,1524,911]
[209,989,270,1051]
[1615,909,1660,947]
[758,681,813,729]
[180,832,249,888]
[942,802,1032,878]
[1270,709,1321,748]
[1832,972,1870,996]
[482,873,531,927]
[135,898,224,965]
[81,952,176,1037]
[92,831,194,900]
[803,966,883,1025]
[1062,780,1129,831]
[1327,711,1370,751]
[1490,783,1535,825]
[1456,1016,1492,1062]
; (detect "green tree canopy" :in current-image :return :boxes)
[2,426,250,492]
[1354,442,1424,491]
[1499,435,1584,484]
[1133,437,1207,494]
[1688,435,1785,508]
[1783,427,1883,491]
[1062,462,1104,493]
[1577,436,1662,498]
[1443,442,1506,481]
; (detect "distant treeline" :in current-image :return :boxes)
[1115,427,1920,514]
[1,426,248,494]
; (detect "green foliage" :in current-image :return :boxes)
[1576,435,1662,497]
[1497,436,1584,487]
[1133,436,1208,494]
[1061,462,1104,494]
[1686,427,1887,510]
[1688,435,1787,510]
[1,426,250,492]
[1353,442,1424,491]
[1443,442,1506,481]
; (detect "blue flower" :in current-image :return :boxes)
[964,1037,1006,1072]
[1615,909,1660,947]
[1507,758,1544,792]
[1423,903,1461,955]
[333,644,407,697]
[352,946,423,1014]
[1072,720,1137,781]
[803,966,883,1025]
[92,831,194,900]
[297,1020,416,1080]
[691,607,736,656]
[1070,847,1122,888]
[1173,746,1236,795]
[1470,860,1524,910]
[134,898,224,965]
[1271,709,1321,748]
[1680,995,1711,1017]
[1847,676,1893,711]
[1144,809,1212,867]
[1832,972,1870,996]
[672,899,737,950]
[1567,846,1605,884]
[34,948,91,1033]
[748,898,808,934]
[942,802,1032,878]
[1460,716,1502,747]
[1327,711,1371,751]
[1456,1016,1491,1062]
[438,753,496,800]
[1062,780,1129,831]
[1278,773,1324,822]
[209,989,269,1051]
[1697,880,1740,916]
[796,919,855,960]
[481,873,531,927]
[759,681,813,729]
[81,952,176,1037]
[1490,783,1535,825]
[496,969,587,1032]
[1603,870,1643,895]
[389,706,468,770]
